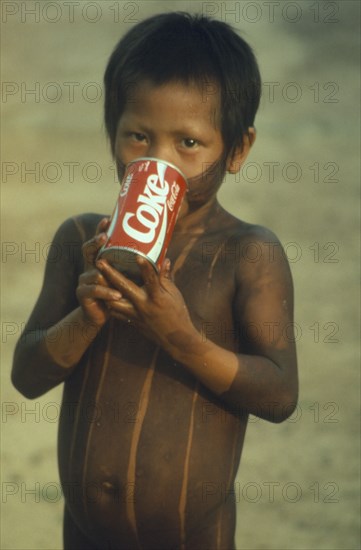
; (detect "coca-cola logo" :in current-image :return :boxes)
[122,172,169,243]
[120,172,134,197]
[167,182,180,212]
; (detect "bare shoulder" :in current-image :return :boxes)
[235,222,287,265]
[230,220,294,312]
[200,206,290,283]
[20,213,107,334]
[212,208,293,291]
[214,208,287,268]
[43,212,106,277]
[53,212,107,245]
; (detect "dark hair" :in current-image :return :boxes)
[104,12,261,157]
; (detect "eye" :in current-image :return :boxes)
[182,138,199,149]
[131,132,147,142]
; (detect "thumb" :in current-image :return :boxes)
[96,216,110,235]
[160,258,172,281]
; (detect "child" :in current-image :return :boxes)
[12,12,298,550]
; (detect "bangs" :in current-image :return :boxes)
[104,12,261,156]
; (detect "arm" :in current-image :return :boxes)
[96,230,298,423]
[11,216,121,399]
[173,232,298,423]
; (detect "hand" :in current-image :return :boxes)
[76,218,122,327]
[95,256,198,354]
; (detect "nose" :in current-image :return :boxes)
[146,142,174,165]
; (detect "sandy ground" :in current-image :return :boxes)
[1,1,360,549]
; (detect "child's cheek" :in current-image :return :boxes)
[115,159,126,183]
[186,156,227,203]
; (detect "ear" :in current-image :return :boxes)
[226,127,256,174]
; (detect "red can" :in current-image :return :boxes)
[98,157,188,281]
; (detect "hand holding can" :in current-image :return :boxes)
[98,158,188,282]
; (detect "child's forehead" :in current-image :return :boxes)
[126,79,220,108]
[123,78,221,118]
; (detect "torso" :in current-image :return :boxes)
[58,205,251,549]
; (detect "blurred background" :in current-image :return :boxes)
[1,1,360,548]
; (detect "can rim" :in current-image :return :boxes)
[127,157,189,189]
[98,246,159,273]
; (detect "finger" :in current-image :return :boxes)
[77,283,122,302]
[96,217,111,235]
[82,233,108,268]
[96,260,143,304]
[106,298,136,317]
[108,310,137,325]
[79,269,110,288]
[159,258,172,281]
[136,256,160,297]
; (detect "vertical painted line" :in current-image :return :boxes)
[71,215,86,243]
[178,381,200,550]
[216,427,239,550]
[207,239,226,289]
[68,353,91,475]
[82,320,114,526]
[172,234,201,278]
[126,345,160,548]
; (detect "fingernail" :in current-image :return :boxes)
[111,291,122,300]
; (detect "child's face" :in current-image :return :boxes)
[114,80,228,206]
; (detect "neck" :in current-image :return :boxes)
[174,197,222,235]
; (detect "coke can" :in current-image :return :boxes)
[98,157,188,281]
